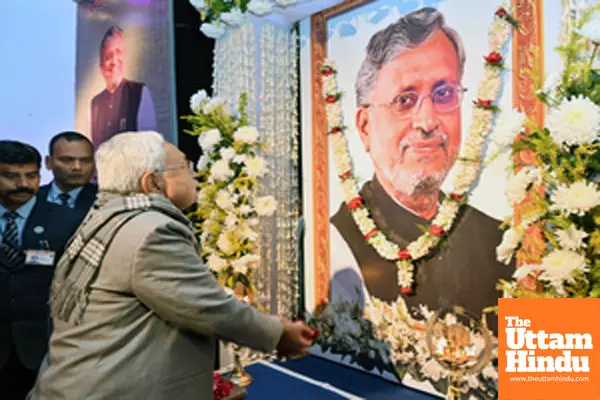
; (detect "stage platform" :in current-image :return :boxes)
[242,355,438,399]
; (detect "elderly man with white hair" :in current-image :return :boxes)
[27,132,314,399]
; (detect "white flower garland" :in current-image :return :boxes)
[321,6,515,293]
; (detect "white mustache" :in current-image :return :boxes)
[398,130,448,151]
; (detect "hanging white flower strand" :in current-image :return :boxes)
[320,5,517,294]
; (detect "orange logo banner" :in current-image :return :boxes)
[498,298,600,400]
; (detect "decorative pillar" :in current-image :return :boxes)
[212,16,301,319]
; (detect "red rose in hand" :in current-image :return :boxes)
[484,52,503,64]
[325,95,338,103]
[312,328,320,338]
[322,68,335,76]
[329,127,342,135]
[429,224,446,237]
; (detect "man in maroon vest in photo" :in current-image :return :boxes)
[90,25,157,148]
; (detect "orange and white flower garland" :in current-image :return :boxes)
[321,6,516,293]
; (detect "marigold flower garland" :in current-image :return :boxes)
[321,6,516,294]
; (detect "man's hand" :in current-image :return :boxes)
[276,321,314,358]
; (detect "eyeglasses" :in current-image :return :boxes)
[365,83,467,119]
[155,161,195,174]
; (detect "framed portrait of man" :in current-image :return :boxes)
[74,0,177,149]
[298,0,579,396]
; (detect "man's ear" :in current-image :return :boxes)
[140,172,164,194]
[356,106,371,153]
[45,155,53,171]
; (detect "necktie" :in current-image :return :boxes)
[2,212,22,266]
[58,192,71,207]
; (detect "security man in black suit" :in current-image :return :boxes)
[0,141,82,399]
[37,131,97,227]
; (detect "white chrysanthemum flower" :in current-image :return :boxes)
[220,7,244,26]
[206,254,227,272]
[492,109,526,148]
[196,155,210,172]
[224,214,238,229]
[255,196,277,216]
[547,95,600,147]
[496,227,524,265]
[247,217,259,227]
[239,253,260,269]
[247,0,272,15]
[538,250,588,293]
[504,167,542,204]
[232,154,248,164]
[234,126,259,144]
[556,225,588,251]
[579,18,600,43]
[215,189,234,211]
[203,97,224,114]
[239,205,253,216]
[239,224,259,242]
[551,180,600,216]
[198,129,221,152]
[216,233,234,254]
[243,156,267,178]
[209,159,234,182]
[200,22,226,39]
[231,258,249,275]
[189,89,208,113]
[219,147,236,161]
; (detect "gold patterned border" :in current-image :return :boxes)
[310,0,544,306]
[512,0,545,127]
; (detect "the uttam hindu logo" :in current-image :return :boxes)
[504,315,591,373]
[498,298,600,400]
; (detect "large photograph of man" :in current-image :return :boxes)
[328,7,513,326]
[75,0,175,148]
[90,26,157,148]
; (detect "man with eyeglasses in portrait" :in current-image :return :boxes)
[329,8,512,333]
[0,141,83,399]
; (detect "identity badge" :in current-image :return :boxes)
[25,250,55,266]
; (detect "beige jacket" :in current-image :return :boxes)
[28,205,283,399]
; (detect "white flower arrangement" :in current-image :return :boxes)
[185,90,277,297]
[189,0,297,39]
[320,5,515,293]
[307,297,497,398]
[497,5,600,299]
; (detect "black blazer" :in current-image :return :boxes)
[37,182,98,228]
[0,198,85,370]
